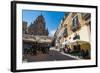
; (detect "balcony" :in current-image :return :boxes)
[82,13,91,21]
[63,28,68,37]
[71,16,80,32]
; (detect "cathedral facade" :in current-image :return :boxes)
[28,15,49,36]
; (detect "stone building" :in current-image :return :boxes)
[22,15,51,56]
[54,12,91,52]
[22,21,28,34]
[28,14,49,36]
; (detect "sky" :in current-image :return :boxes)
[22,10,65,36]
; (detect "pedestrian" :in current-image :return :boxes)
[64,45,68,53]
[67,46,71,53]
[31,44,37,55]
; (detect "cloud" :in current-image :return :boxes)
[49,29,56,37]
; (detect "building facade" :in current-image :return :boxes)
[22,21,28,34]
[28,15,49,36]
[54,12,91,51]
[22,15,52,56]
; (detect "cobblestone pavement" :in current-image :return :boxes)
[23,50,77,62]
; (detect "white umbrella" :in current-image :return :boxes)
[62,41,70,45]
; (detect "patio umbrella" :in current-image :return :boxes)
[62,41,70,45]
[23,38,36,42]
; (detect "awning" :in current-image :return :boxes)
[69,39,90,45]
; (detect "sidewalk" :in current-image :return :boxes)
[50,47,81,60]
[60,52,81,60]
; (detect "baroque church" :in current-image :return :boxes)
[28,14,49,36]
